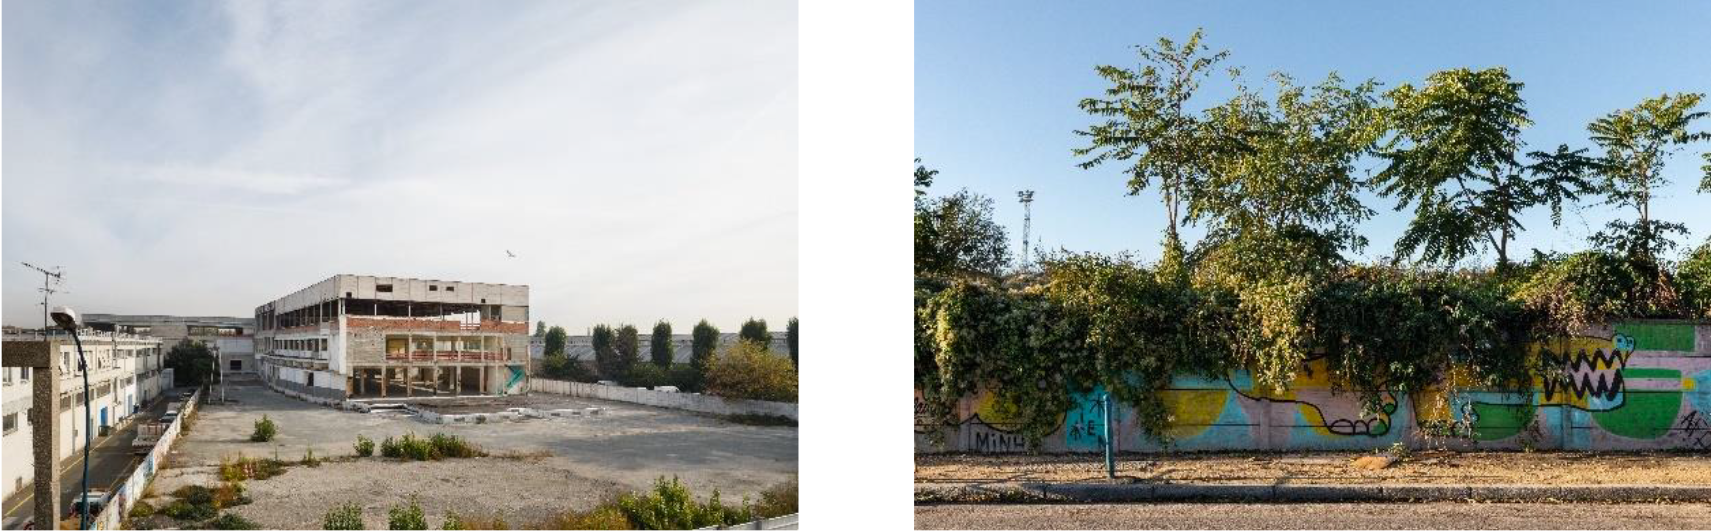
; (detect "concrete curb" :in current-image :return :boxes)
[915,482,1711,504]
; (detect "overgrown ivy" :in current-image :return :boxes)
[915,248,1703,451]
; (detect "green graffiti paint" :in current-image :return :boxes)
[1590,368,1683,440]
[1470,402,1534,441]
[1613,323,1695,352]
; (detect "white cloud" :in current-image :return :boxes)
[3,0,798,332]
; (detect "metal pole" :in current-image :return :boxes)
[70,329,91,529]
[1103,393,1115,480]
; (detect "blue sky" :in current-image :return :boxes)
[917,1,1711,265]
[3,1,797,330]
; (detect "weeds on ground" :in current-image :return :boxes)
[220,455,287,481]
[162,498,216,521]
[129,500,156,519]
[388,496,427,530]
[379,433,486,461]
[753,477,798,518]
[303,447,321,467]
[531,476,755,530]
[355,434,375,457]
[451,512,506,530]
[323,502,365,530]
[208,512,261,530]
[440,510,464,530]
[1387,442,1412,461]
[250,415,277,442]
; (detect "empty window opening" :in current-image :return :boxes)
[429,285,439,292]
[376,284,393,293]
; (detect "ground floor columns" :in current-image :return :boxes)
[381,367,388,397]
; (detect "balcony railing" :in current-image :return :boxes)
[384,350,506,362]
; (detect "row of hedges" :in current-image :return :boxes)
[915,243,1711,449]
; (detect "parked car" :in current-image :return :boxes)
[3,515,35,529]
[65,490,110,520]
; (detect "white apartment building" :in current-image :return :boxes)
[1,330,165,499]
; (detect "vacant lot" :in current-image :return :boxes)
[150,381,795,529]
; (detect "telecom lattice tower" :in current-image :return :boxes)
[1017,190,1034,267]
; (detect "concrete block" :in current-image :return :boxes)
[1153,484,1273,501]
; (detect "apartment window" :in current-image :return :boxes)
[321,338,329,351]
[377,284,393,293]
[21,367,30,381]
[429,285,439,292]
[3,368,11,385]
[230,359,242,371]
[3,413,16,435]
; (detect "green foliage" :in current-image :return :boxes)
[354,435,374,457]
[706,340,797,403]
[129,500,155,519]
[440,510,464,531]
[786,317,798,366]
[1587,92,1709,262]
[219,455,286,481]
[1679,239,1711,319]
[324,502,365,530]
[738,318,771,344]
[209,512,261,530]
[650,320,673,368]
[540,352,596,383]
[1074,28,1229,244]
[914,188,1013,278]
[544,326,567,357]
[592,324,619,380]
[1514,250,1683,335]
[616,324,640,372]
[616,477,753,530]
[623,362,668,388]
[690,320,720,377]
[163,498,215,522]
[165,338,216,387]
[388,497,427,530]
[1377,68,1596,266]
[249,415,277,442]
[379,436,399,459]
[752,477,798,518]
[667,364,702,393]
[302,446,319,467]
[914,157,937,198]
[534,321,545,337]
[380,432,485,461]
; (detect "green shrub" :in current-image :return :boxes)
[754,478,798,518]
[380,436,400,458]
[1680,239,1711,319]
[382,433,484,461]
[163,498,216,521]
[622,362,668,388]
[427,433,484,459]
[324,502,365,530]
[220,455,287,481]
[617,476,752,530]
[541,354,596,382]
[440,510,464,530]
[129,500,156,519]
[249,415,277,442]
[355,435,375,457]
[705,340,796,402]
[303,447,320,467]
[209,512,261,530]
[667,364,702,392]
[173,485,215,507]
[388,497,427,530]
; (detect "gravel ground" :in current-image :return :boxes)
[153,458,624,529]
[915,502,1711,529]
[917,450,1711,485]
[145,382,795,528]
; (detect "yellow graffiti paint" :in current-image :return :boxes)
[1162,389,1227,439]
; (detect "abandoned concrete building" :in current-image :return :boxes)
[254,275,530,400]
[83,314,256,375]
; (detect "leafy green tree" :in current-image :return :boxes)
[591,324,619,380]
[914,157,937,198]
[650,320,673,368]
[534,321,546,337]
[1074,28,1229,257]
[1376,67,1595,266]
[544,326,567,357]
[914,188,1012,278]
[165,338,216,387]
[1586,92,1709,261]
[786,317,798,366]
[738,318,771,345]
[616,324,640,369]
[691,320,720,375]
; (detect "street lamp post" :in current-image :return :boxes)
[51,307,92,530]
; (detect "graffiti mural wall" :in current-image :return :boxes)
[916,321,1711,453]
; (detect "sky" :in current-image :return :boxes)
[917,1,1711,266]
[2,0,797,332]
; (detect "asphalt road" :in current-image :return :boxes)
[2,389,180,527]
[915,502,1711,529]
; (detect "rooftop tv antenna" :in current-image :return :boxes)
[1017,190,1035,267]
[20,262,65,332]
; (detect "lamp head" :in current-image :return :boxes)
[50,306,79,330]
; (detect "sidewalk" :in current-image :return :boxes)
[917,450,1711,485]
[916,482,1711,504]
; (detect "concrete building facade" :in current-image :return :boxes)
[254,275,530,400]
[2,331,164,500]
[83,314,256,376]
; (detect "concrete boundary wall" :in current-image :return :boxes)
[918,320,1711,453]
[92,388,200,530]
[529,378,797,421]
